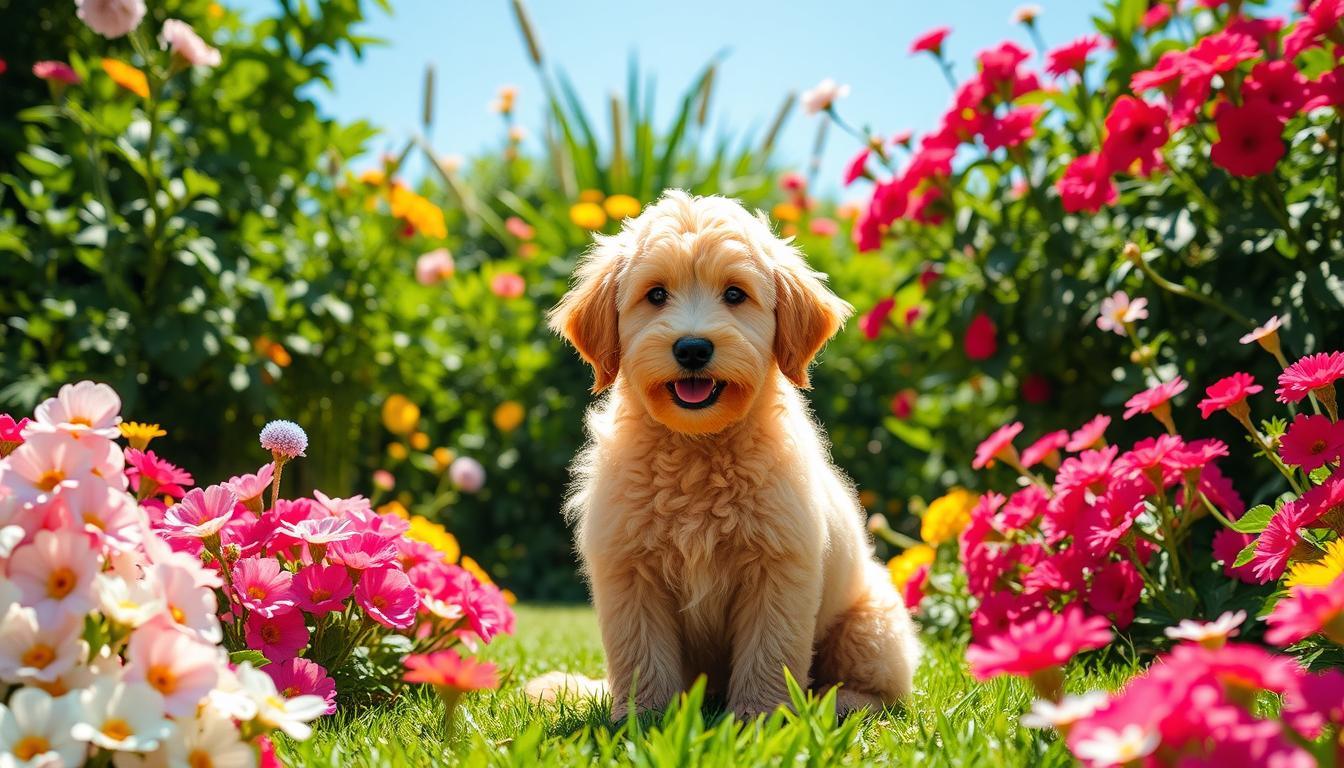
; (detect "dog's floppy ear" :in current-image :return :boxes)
[772,244,853,388]
[549,235,625,392]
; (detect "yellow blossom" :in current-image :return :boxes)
[569,202,607,230]
[358,169,386,187]
[381,394,420,435]
[492,401,525,433]
[771,202,802,223]
[501,589,518,605]
[888,545,935,588]
[921,488,978,545]
[101,59,149,99]
[118,422,166,450]
[410,432,430,451]
[377,500,408,518]
[578,189,605,203]
[387,442,408,461]
[603,194,641,220]
[461,555,494,586]
[1286,539,1344,588]
[432,447,455,471]
[407,515,460,564]
[207,3,225,19]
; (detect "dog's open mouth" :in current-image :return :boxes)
[667,378,726,410]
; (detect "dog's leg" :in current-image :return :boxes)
[590,560,684,721]
[813,563,921,715]
[726,561,820,719]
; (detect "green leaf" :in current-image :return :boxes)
[1232,504,1275,534]
[1233,540,1258,568]
[229,649,268,667]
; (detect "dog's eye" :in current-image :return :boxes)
[646,287,669,306]
[723,286,747,305]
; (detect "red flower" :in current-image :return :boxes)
[973,422,1023,470]
[1021,374,1052,404]
[1123,377,1188,420]
[859,297,896,340]
[404,650,500,691]
[1056,153,1117,213]
[1045,35,1102,78]
[1284,0,1344,59]
[1197,372,1262,419]
[910,26,952,56]
[1141,3,1172,30]
[1189,31,1260,75]
[982,106,1041,151]
[1278,414,1344,471]
[1211,98,1286,177]
[842,147,870,186]
[978,41,1032,87]
[1244,60,1308,120]
[1227,15,1286,52]
[1130,51,1186,93]
[1101,96,1169,175]
[1306,67,1344,110]
[1276,351,1344,403]
[890,389,916,420]
[964,312,998,360]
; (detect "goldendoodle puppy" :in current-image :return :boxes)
[542,190,920,720]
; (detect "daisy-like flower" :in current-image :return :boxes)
[1286,538,1344,588]
[95,573,166,629]
[1095,291,1148,336]
[259,420,307,460]
[1066,415,1110,452]
[161,485,238,540]
[1012,3,1042,24]
[0,686,84,767]
[265,658,337,715]
[1250,500,1320,583]
[159,19,221,68]
[403,650,500,692]
[278,516,354,546]
[29,381,121,440]
[1163,610,1246,649]
[1070,724,1159,767]
[64,478,143,552]
[7,529,100,620]
[1265,575,1344,646]
[0,431,93,503]
[117,421,165,450]
[354,567,418,629]
[71,679,174,753]
[326,531,399,571]
[0,414,29,456]
[1122,377,1187,432]
[1278,414,1344,471]
[1020,430,1070,469]
[163,707,255,768]
[293,564,354,616]
[124,449,194,500]
[1019,691,1108,733]
[966,607,1113,698]
[800,78,850,114]
[222,464,274,512]
[1276,351,1344,404]
[123,623,221,716]
[154,561,223,643]
[235,662,328,739]
[231,557,295,618]
[1197,372,1262,420]
[0,607,86,684]
[1240,315,1283,356]
[245,610,309,662]
[972,422,1024,470]
[75,0,145,38]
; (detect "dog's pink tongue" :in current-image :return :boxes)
[674,379,715,404]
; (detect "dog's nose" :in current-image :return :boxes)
[672,337,714,370]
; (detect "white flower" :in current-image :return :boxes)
[1163,610,1246,649]
[163,708,256,768]
[159,19,222,69]
[1095,291,1149,337]
[800,78,850,115]
[207,668,258,723]
[277,517,354,546]
[1013,4,1043,24]
[235,663,327,740]
[96,574,166,630]
[71,680,175,753]
[9,528,102,621]
[0,686,85,768]
[153,563,223,644]
[29,381,122,440]
[1019,691,1109,730]
[1071,725,1159,766]
[0,432,95,504]
[0,606,86,685]
[75,0,146,38]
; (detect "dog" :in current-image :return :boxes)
[536,190,921,720]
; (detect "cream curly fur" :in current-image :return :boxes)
[536,190,921,719]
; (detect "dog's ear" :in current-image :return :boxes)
[772,245,853,388]
[549,235,625,392]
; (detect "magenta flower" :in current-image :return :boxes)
[245,608,309,661]
[973,422,1023,470]
[0,414,30,454]
[1197,372,1262,419]
[1066,415,1111,452]
[1020,430,1070,469]
[1045,34,1102,78]
[1250,501,1320,583]
[232,556,296,618]
[1276,351,1344,403]
[32,61,81,85]
[1279,414,1344,471]
[966,606,1113,681]
[125,449,194,500]
[222,464,274,510]
[1086,561,1143,629]
[326,531,399,571]
[842,147,871,187]
[160,485,237,539]
[1213,528,1259,584]
[1123,377,1187,421]
[1265,576,1344,646]
[293,564,353,615]
[354,567,418,629]
[910,26,952,57]
[259,419,308,459]
[858,297,895,341]
[265,658,337,714]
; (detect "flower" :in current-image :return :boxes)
[492,401,526,432]
[1163,611,1246,649]
[223,464,274,512]
[1251,500,1320,582]
[388,184,447,238]
[1021,430,1069,469]
[0,686,84,767]
[966,606,1113,681]
[32,61,81,86]
[266,658,337,715]
[800,78,850,114]
[293,564,354,615]
[1071,725,1159,767]
[888,545,935,588]
[125,448,194,499]
[569,202,607,230]
[491,272,526,299]
[326,531,399,570]
[1198,372,1262,419]
[1213,527,1259,584]
[166,709,256,768]
[964,313,997,360]
[890,389,916,420]
[1279,414,1344,471]
[842,148,871,186]
[973,422,1023,470]
[902,563,929,611]
[76,0,145,38]
[1046,35,1102,78]
[124,624,220,716]
[372,470,395,491]
[1211,99,1286,177]
[808,217,839,236]
[1012,3,1041,24]
[1244,60,1307,120]
[259,420,307,459]
[95,573,164,628]
[1286,538,1344,588]
[1066,415,1110,452]
[415,248,455,286]
[1086,560,1143,628]
[0,415,29,456]
[449,457,486,493]
[0,608,84,684]
[1020,691,1108,731]
[8,529,99,619]
[859,298,896,341]
[160,19,221,67]
[603,194,641,220]
[118,421,165,450]
[160,485,237,540]
[1057,153,1116,213]
[234,663,327,739]
[1265,575,1344,645]
[1095,291,1148,336]
[910,26,951,56]
[232,557,296,618]
[504,216,534,240]
[354,567,418,628]
[71,680,173,752]
[0,432,92,503]
[1240,315,1283,348]
[381,395,420,436]
[31,380,121,440]
[403,650,499,691]
[245,609,309,661]
[1276,351,1344,404]
[1123,378,1187,421]
[278,517,353,546]
[922,488,977,545]
[101,59,149,98]
[1101,97,1168,175]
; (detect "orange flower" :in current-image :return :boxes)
[101,59,148,98]
[388,184,446,239]
[403,651,498,692]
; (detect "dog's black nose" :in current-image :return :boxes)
[673,337,714,370]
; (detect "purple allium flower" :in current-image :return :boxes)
[259,420,308,459]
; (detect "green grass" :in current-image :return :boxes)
[278,605,1140,766]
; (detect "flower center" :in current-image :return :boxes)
[47,567,77,598]
[35,470,64,492]
[70,416,92,427]
[261,624,280,643]
[148,664,177,694]
[372,595,388,609]
[83,512,106,530]
[1312,439,1328,455]
[310,588,331,602]
[170,605,187,624]
[13,735,51,761]
[21,643,55,669]
[282,685,300,697]
[188,750,214,768]
[246,586,268,600]
[101,718,132,742]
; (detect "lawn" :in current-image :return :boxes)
[278,605,1141,767]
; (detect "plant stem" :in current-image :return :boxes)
[1131,252,1254,328]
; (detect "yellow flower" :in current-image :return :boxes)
[357,169,386,187]
[381,394,420,435]
[888,545,935,588]
[603,194,641,220]
[569,202,607,230]
[207,2,225,19]
[118,422,166,451]
[1286,539,1344,588]
[388,184,447,239]
[771,202,802,223]
[377,500,408,518]
[432,447,455,471]
[501,589,518,605]
[410,432,430,451]
[101,59,149,99]
[921,488,978,545]
[386,442,408,461]
[578,189,605,203]
[407,515,460,564]
[461,555,494,586]
[492,401,525,433]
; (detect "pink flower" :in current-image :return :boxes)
[1087,561,1143,628]
[1046,35,1102,78]
[1266,577,1344,645]
[326,531,399,570]
[449,457,486,494]
[232,557,296,618]
[160,485,237,539]
[415,248,455,286]
[1057,153,1117,213]
[1141,3,1171,29]
[982,106,1040,151]
[1101,97,1168,175]
[1122,377,1187,420]
[973,422,1023,470]
[31,380,121,439]
[0,414,29,446]
[504,216,534,240]
[842,148,870,186]
[124,623,220,716]
[1279,414,1344,471]
[1285,0,1344,58]
[800,78,850,114]
[1066,415,1110,452]
[403,650,499,691]
[964,313,998,360]
[371,469,395,491]
[75,0,145,38]
[903,563,929,611]
[32,61,81,86]
[978,41,1031,85]
[8,529,99,620]
[125,448,194,500]
[808,217,838,236]
[1244,60,1307,120]
[1251,501,1319,582]
[890,389,916,420]
[1240,315,1283,346]
[1211,98,1286,178]
[1213,528,1259,583]
[1020,430,1069,469]
[858,298,895,340]
[245,609,309,661]
[1198,372,1262,419]
[278,517,354,546]
[966,606,1112,680]
[1276,351,1344,403]
[910,27,951,56]
[266,658,337,714]
[354,567,418,629]
[1096,291,1148,336]
[222,464,274,510]
[1190,30,1260,74]
[490,272,526,299]
[293,564,354,615]
[159,19,221,68]
[0,431,93,503]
